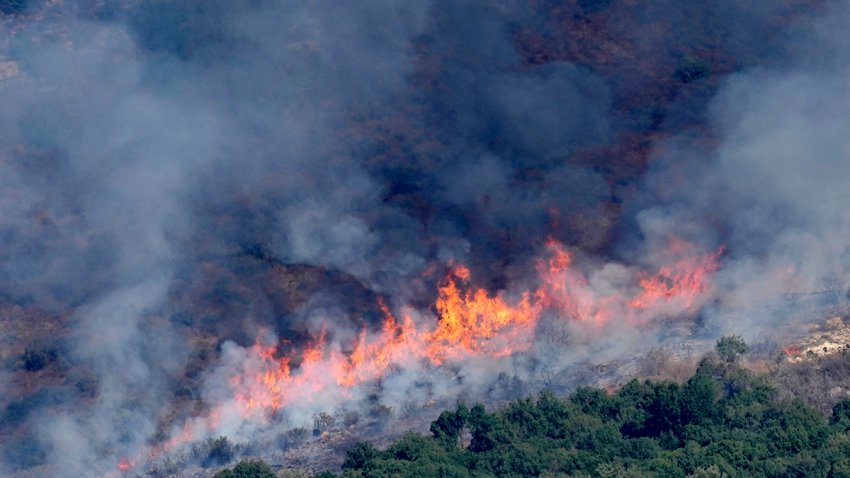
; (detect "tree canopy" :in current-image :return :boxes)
[214,349,850,478]
[323,357,850,477]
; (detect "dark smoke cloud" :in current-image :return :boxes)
[0,11,232,475]
[0,0,846,475]
[1,1,439,474]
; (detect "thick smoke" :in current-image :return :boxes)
[0,11,230,476]
[1,1,439,475]
[635,1,850,339]
[0,0,847,476]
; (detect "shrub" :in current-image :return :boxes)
[715,336,748,363]
[328,358,850,478]
[342,442,379,470]
[831,398,850,431]
[202,436,236,468]
[212,459,276,478]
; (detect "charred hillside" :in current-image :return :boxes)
[1,1,849,477]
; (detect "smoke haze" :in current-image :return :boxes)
[0,0,848,476]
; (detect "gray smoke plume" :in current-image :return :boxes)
[1,0,847,476]
[634,1,850,340]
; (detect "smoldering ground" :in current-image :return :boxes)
[0,0,847,476]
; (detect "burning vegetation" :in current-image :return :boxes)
[226,239,721,424]
[1,0,850,477]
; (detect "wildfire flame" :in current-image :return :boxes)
[229,238,721,418]
[427,264,539,363]
[115,237,722,473]
[630,243,724,311]
[117,458,134,471]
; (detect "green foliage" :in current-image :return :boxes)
[832,458,850,478]
[467,403,498,452]
[342,442,379,471]
[385,433,429,461]
[682,372,720,423]
[715,336,749,363]
[429,404,469,447]
[831,398,850,431]
[687,464,726,477]
[213,459,276,478]
[326,357,850,478]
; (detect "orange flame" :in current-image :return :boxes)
[425,265,540,363]
[227,238,722,419]
[630,243,724,312]
[535,240,613,324]
[109,407,223,476]
[121,237,722,472]
[117,458,134,471]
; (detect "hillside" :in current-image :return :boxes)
[214,339,850,478]
[2,1,850,477]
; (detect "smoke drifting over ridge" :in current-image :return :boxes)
[0,0,847,475]
[634,2,850,335]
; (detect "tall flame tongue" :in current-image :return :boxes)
[535,239,613,324]
[115,238,722,474]
[630,240,725,313]
[426,264,540,364]
[229,238,722,418]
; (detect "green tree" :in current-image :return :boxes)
[322,357,850,478]
[342,442,379,471]
[682,372,719,423]
[430,404,469,448]
[831,398,850,431]
[213,459,276,478]
[832,459,850,478]
[467,403,498,452]
[715,336,748,363]
[687,464,727,478]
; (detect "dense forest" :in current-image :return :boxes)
[214,338,850,478]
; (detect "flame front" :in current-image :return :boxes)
[426,265,540,363]
[230,238,722,418]
[630,242,724,311]
[115,238,722,474]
